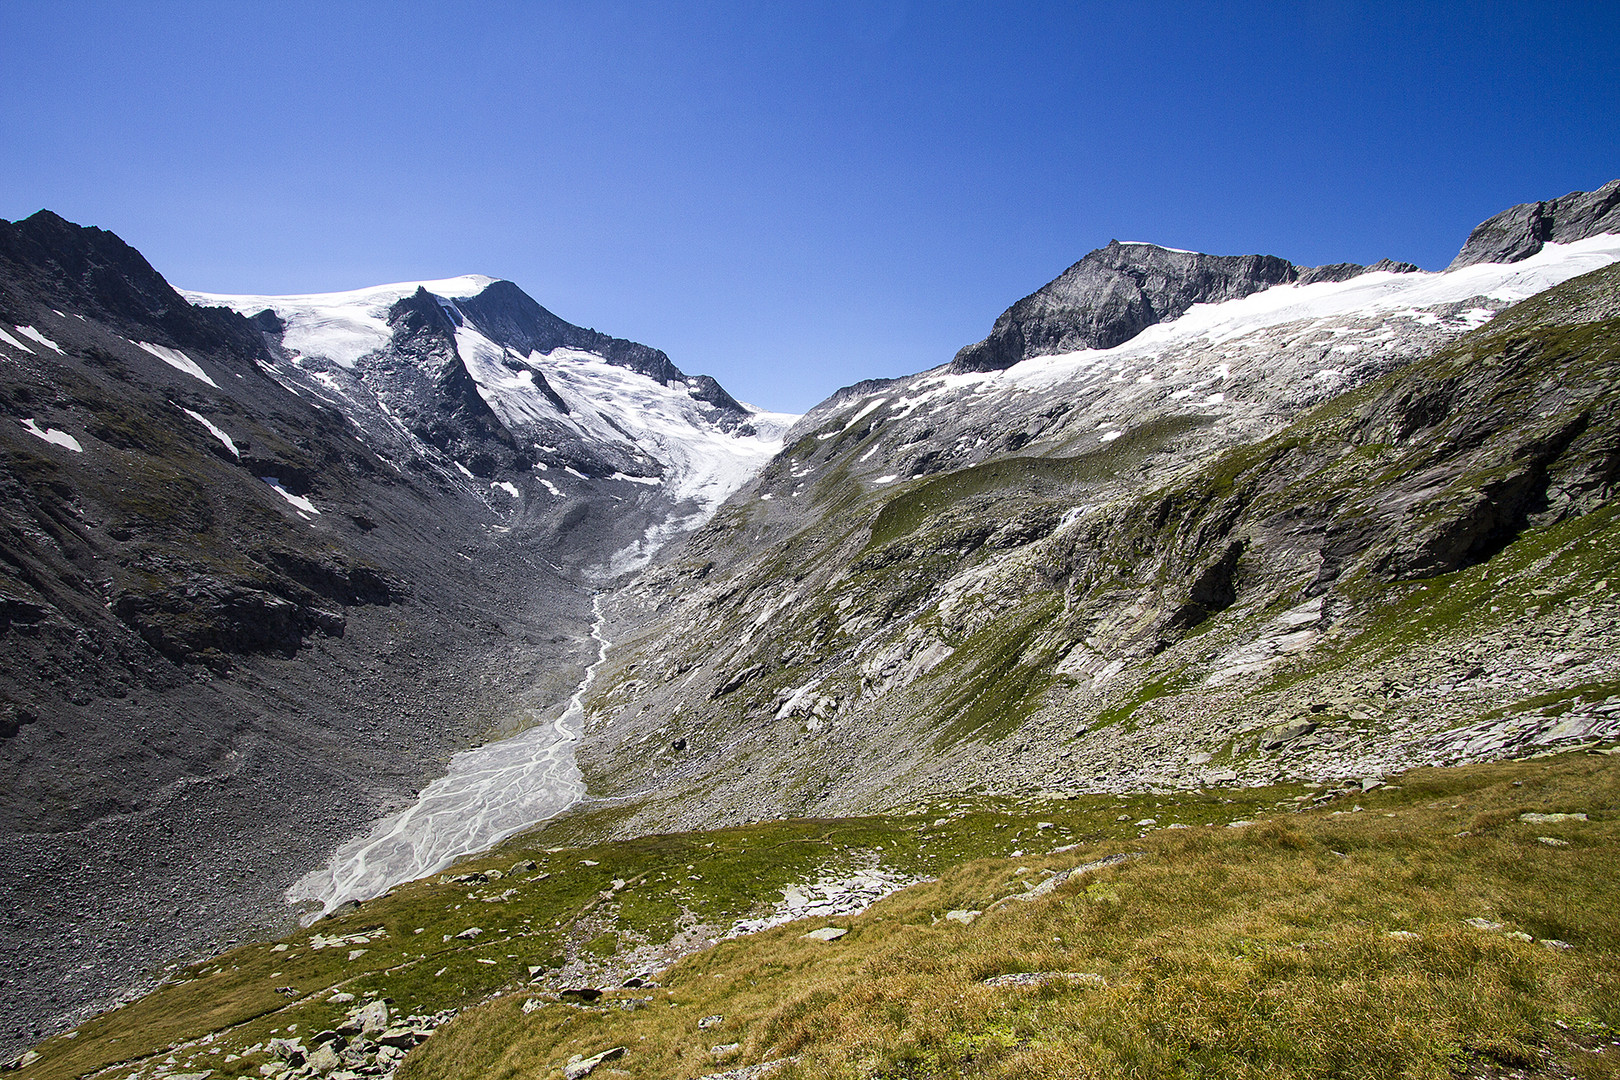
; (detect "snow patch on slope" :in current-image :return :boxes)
[185,276,496,369]
[13,326,63,354]
[182,408,240,458]
[18,418,82,452]
[1006,234,1620,390]
[134,341,218,387]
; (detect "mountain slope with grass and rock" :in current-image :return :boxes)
[7,181,1620,1080]
[0,211,786,1056]
[572,182,1620,841]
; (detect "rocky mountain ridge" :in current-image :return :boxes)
[1449,177,1620,269]
[0,211,781,1053]
[950,239,1420,374]
[5,179,1620,1065]
[571,182,1620,844]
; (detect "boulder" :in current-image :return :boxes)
[267,1038,306,1065]
[1259,720,1316,750]
[304,1044,342,1074]
[352,999,389,1035]
[564,1046,626,1080]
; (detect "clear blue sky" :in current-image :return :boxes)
[2,2,1616,412]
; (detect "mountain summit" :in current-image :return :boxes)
[950,240,1421,374]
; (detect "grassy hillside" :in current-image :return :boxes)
[17,750,1618,1080]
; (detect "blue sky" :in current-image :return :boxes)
[2,2,1616,412]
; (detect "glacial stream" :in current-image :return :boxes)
[287,594,608,917]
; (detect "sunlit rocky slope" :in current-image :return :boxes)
[577,182,1620,839]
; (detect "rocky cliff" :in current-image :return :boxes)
[1449,178,1620,269]
[950,240,1419,373]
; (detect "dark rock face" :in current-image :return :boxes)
[1449,178,1620,269]
[452,278,688,388]
[949,241,1416,373]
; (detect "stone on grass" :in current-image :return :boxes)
[982,971,1106,989]
[268,1038,307,1065]
[305,1043,342,1073]
[1518,812,1587,824]
[564,1046,625,1080]
[944,909,980,926]
[802,926,848,942]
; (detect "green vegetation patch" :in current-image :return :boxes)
[402,753,1619,1080]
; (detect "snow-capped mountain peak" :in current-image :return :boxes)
[185,275,796,576]
[186,275,500,370]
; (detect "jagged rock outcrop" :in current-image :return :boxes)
[1449,178,1620,269]
[950,241,1418,373]
[451,278,684,386]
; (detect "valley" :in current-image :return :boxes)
[3,179,1620,1078]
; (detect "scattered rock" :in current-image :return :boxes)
[454,926,484,940]
[1464,918,1504,931]
[268,1038,307,1066]
[802,926,848,942]
[690,1059,799,1080]
[305,1044,342,1073]
[981,971,1106,989]
[328,992,355,1004]
[560,987,603,1002]
[1259,720,1316,750]
[698,1015,726,1029]
[944,909,980,926]
[1519,812,1588,824]
[1538,836,1571,846]
[1385,930,1419,940]
[993,852,1138,909]
[711,1043,742,1056]
[564,1046,625,1080]
[522,999,544,1015]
